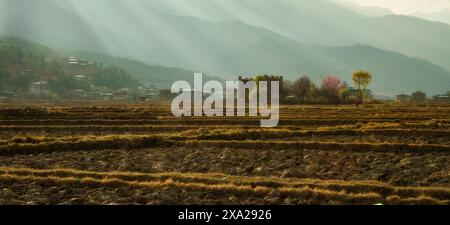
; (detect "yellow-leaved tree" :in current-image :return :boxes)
[352,70,372,104]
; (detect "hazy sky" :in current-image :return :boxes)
[342,0,450,14]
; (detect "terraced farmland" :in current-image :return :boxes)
[0,103,449,205]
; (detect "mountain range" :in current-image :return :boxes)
[62,50,220,86]
[411,10,450,25]
[1,0,450,95]
[333,0,393,17]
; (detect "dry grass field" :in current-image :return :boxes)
[0,102,449,205]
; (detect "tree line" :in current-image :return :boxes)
[283,70,373,104]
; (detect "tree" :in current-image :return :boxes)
[0,68,9,80]
[321,76,342,92]
[48,72,84,97]
[16,48,24,59]
[282,80,293,99]
[338,81,350,102]
[411,91,426,102]
[14,73,33,92]
[159,89,173,99]
[92,66,140,89]
[339,87,350,102]
[292,76,312,103]
[352,70,372,103]
[320,76,343,103]
[0,68,10,91]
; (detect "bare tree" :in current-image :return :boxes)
[292,76,312,103]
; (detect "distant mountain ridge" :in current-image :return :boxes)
[411,10,450,25]
[333,0,393,17]
[1,0,450,95]
[0,36,217,92]
[25,0,450,71]
[62,50,223,87]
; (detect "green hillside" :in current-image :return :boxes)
[62,51,223,87]
[0,37,139,97]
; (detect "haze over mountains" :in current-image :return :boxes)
[1,0,450,95]
[334,0,393,17]
[411,10,450,25]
